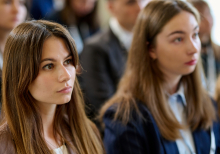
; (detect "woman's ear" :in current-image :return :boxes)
[147,42,157,60]
[149,50,157,60]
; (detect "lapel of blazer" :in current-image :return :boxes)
[161,127,215,154]
[161,124,218,154]
[192,129,203,154]
[161,138,179,154]
[192,126,217,154]
[108,27,127,54]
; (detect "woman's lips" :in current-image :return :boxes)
[57,86,72,93]
[185,59,197,65]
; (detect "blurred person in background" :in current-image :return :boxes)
[190,0,220,95]
[80,0,151,124]
[0,0,27,69]
[100,1,220,153]
[46,0,99,54]
[0,0,27,113]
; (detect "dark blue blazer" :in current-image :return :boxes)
[103,101,220,154]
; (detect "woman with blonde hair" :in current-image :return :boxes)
[0,20,104,154]
[100,1,220,153]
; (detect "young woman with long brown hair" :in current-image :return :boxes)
[0,20,104,154]
[100,1,220,154]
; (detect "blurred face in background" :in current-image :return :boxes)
[195,4,213,44]
[108,0,151,31]
[0,0,27,31]
[71,0,97,17]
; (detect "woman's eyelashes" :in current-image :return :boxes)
[172,32,199,43]
[173,37,183,43]
[42,59,73,70]
[3,0,12,4]
[64,59,73,65]
[193,32,199,38]
[43,63,54,70]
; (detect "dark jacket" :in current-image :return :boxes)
[80,28,128,119]
[103,101,220,154]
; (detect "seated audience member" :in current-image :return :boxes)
[100,1,220,153]
[80,0,151,121]
[190,0,220,95]
[0,20,104,154]
[46,0,99,54]
[0,0,27,113]
[0,0,27,70]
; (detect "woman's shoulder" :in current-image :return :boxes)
[0,124,16,153]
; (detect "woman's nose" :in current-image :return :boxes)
[58,66,71,82]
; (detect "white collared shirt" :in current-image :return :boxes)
[52,145,69,154]
[168,85,196,154]
[109,17,133,51]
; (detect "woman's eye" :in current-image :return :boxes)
[3,0,12,4]
[64,59,73,65]
[43,64,54,70]
[126,0,136,5]
[174,38,182,43]
[193,32,199,38]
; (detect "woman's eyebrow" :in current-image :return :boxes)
[167,30,185,37]
[167,25,199,37]
[40,58,56,63]
[40,54,72,63]
[64,54,72,59]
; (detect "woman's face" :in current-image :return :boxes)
[28,37,76,105]
[71,0,96,17]
[149,11,200,80]
[0,0,27,31]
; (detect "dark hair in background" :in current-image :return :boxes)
[100,0,216,141]
[61,0,99,31]
[0,20,104,154]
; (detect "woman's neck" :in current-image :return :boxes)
[38,103,61,149]
[164,74,182,95]
[0,29,10,53]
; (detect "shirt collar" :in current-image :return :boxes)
[109,17,133,51]
[167,84,187,106]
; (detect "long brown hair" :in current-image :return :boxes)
[100,0,216,141]
[0,20,104,154]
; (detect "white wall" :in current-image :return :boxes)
[206,0,220,45]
